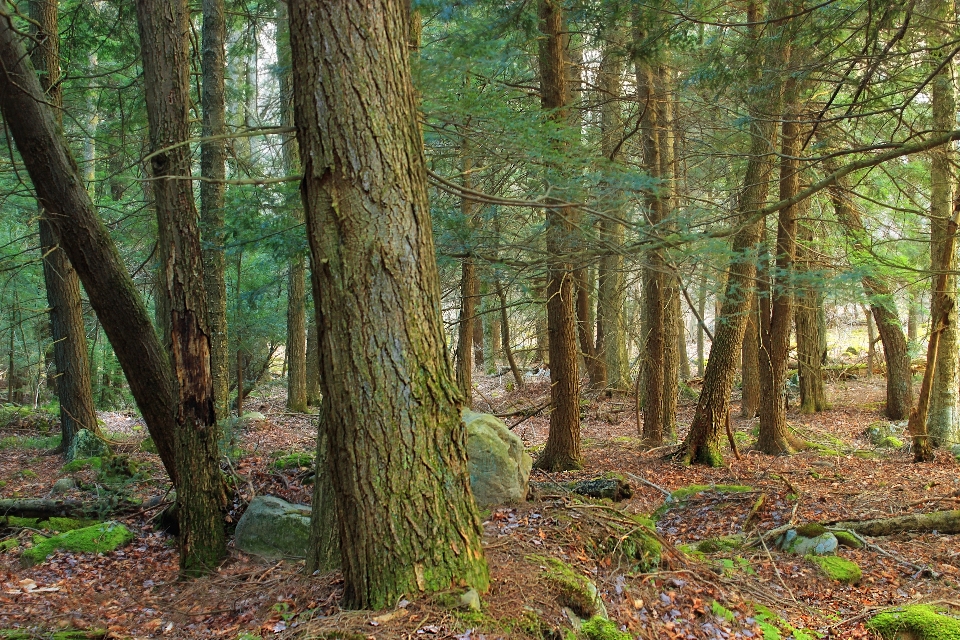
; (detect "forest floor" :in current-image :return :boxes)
[1,373,959,639]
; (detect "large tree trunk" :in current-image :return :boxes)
[29,0,99,453]
[305,316,321,405]
[795,218,828,413]
[926,1,959,447]
[277,5,308,414]
[534,0,582,471]
[290,0,489,609]
[756,76,804,455]
[200,0,230,421]
[680,0,784,466]
[0,9,179,483]
[135,0,226,576]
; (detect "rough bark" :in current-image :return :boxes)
[456,257,477,404]
[575,268,605,388]
[495,279,524,390]
[0,9,179,483]
[200,0,230,421]
[926,0,959,446]
[29,0,99,451]
[829,510,960,537]
[680,0,784,466]
[740,291,760,418]
[756,77,805,455]
[795,219,828,413]
[534,0,582,471]
[305,404,339,574]
[135,0,226,576]
[290,0,489,608]
[305,316,321,405]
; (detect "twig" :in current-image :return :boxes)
[509,402,551,430]
[624,472,671,499]
[759,530,798,604]
[495,399,550,419]
[830,528,935,576]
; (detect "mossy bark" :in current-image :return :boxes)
[289,0,488,608]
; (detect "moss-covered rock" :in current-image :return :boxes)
[66,429,109,461]
[696,535,744,554]
[0,539,17,553]
[808,555,861,584]
[272,452,314,470]
[867,605,960,639]
[877,436,904,449]
[777,529,837,556]
[832,530,863,549]
[21,521,133,565]
[579,617,631,640]
[62,457,102,473]
[668,484,753,502]
[99,454,137,479]
[795,523,827,538]
[464,409,532,507]
[234,495,311,559]
[532,556,607,619]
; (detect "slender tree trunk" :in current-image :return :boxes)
[575,268,605,388]
[0,9,179,482]
[305,316,321,405]
[534,0,582,471]
[473,278,485,370]
[795,218,828,413]
[135,0,226,576]
[200,0,230,421]
[697,271,707,376]
[926,0,959,446]
[290,0,489,608]
[741,292,760,418]
[865,307,876,377]
[456,257,477,404]
[495,279,524,390]
[29,0,99,453]
[680,0,785,466]
[908,293,920,352]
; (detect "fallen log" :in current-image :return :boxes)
[0,498,97,520]
[828,509,960,536]
[529,478,633,501]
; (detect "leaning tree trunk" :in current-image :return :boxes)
[200,0,230,421]
[29,0,100,453]
[277,7,308,413]
[289,0,489,609]
[135,0,226,576]
[534,0,582,471]
[680,0,785,466]
[0,9,179,483]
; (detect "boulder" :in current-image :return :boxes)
[51,478,77,495]
[777,529,838,556]
[463,409,532,507]
[67,429,109,461]
[234,495,311,560]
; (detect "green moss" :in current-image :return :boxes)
[530,555,606,619]
[832,530,863,549]
[0,539,17,552]
[272,452,315,470]
[795,523,827,538]
[0,631,31,639]
[0,434,61,450]
[4,516,39,528]
[99,455,138,479]
[852,450,880,459]
[878,436,903,449]
[696,535,743,554]
[18,470,37,479]
[21,521,134,565]
[669,484,753,502]
[579,617,631,640]
[807,555,861,584]
[62,457,102,473]
[867,605,960,640]
[502,610,548,637]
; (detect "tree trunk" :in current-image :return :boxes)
[305,404,339,574]
[29,0,99,453]
[865,307,875,377]
[926,0,959,447]
[680,0,784,466]
[495,279,524,390]
[456,257,477,404]
[756,76,804,455]
[289,0,489,608]
[795,219,828,413]
[741,292,760,418]
[135,0,226,576]
[200,0,230,422]
[697,271,707,376]
[824,160,913,420]
[575,268,605,388]
[305,316,321,405]
[0,9,179,483]
[473,278,485,371]
[534,0,582,471]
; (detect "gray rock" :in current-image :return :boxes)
[51,477,77,494]
[459,588,482,612]
[865,422,902,446]
[67,429,110,461]
[778,530,838,556]
[234,495,311,560]
[463,409,532,507]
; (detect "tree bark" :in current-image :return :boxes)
[200,0,230,422]
[135,0,226,576]
[0,9,179,483]
[456,257,477,404]
[290,0,489,608]
[795,219,828,413]
[680,0,784,466]
[29,0,100,453]
[576,268,605,388]
[534,0,582,471]
[305,316,321,405]
[740,291,760,418]
[495,279,524,390]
